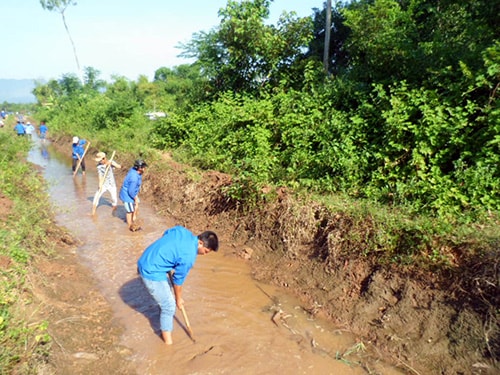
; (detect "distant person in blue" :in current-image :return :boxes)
[1,110,6,119]
[119,159,147,231]
[71,136,87,175]
[39,121,48,142]
[137,225,219,345]
[14,120,25,136]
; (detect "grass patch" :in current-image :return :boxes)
[308,189,500,269]
[0,130,58,372]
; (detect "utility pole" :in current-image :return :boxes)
[323,0,332,73]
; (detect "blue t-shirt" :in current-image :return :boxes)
[14,122,25,134]
[72,140,86,159]
[137,226,198,284]
[119,168,142,203]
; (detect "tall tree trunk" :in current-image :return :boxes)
[61,12,81,73]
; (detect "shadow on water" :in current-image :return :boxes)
[119,277,190,341]
[72,175,89,201]
[113,205,128,221]
[41,143,50,160]
[119,277,161,334]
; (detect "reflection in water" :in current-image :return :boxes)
[41,144,50,160]
[26,139,404,375]
[73,174,88,201]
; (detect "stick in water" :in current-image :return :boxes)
[181,305,195,342]
[168,272,196,342]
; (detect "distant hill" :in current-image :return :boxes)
[0,79,37,104]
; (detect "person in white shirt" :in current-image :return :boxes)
[92,151,122,215]
[25,122,35,138]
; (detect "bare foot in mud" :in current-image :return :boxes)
[162,331,173,345]
[129,223,142,232]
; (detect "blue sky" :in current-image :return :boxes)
[1,0,323,82]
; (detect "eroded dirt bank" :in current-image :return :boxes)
[32,137,500,374]
[136,154,499,374]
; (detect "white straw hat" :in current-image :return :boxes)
[94,152,106,162]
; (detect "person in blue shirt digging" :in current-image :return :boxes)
[137,226,219,345]
[72,136,87,175]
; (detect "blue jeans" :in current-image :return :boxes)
[141,277,175,332]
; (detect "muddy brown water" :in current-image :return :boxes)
[28,139,404,375]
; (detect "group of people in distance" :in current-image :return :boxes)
[72,137,220,347]
[13,119,48,140]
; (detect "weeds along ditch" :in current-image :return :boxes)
[0,129,66,372]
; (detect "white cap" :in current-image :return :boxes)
[72,136,79,143]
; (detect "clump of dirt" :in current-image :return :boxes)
[0,192,14,270]
[0,191,13,221]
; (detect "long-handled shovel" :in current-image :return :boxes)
[180,305,195,342]
[168,272,196,342]
[73,141,91,177]
[92,151,116,215]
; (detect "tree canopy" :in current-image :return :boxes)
[33,0,499,219]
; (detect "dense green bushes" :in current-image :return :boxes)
[151,70,498,220]
[148,0,499,220]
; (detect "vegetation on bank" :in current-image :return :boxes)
[1,102,37,118]
[0,118,56,372]
[21,0,500,367]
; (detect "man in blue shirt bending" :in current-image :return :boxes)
[137,225,219,345]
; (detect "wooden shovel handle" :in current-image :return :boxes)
[73,141,91,177]
[181,306,195,341]
[97,150,116,192]
[168,271,196,342]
